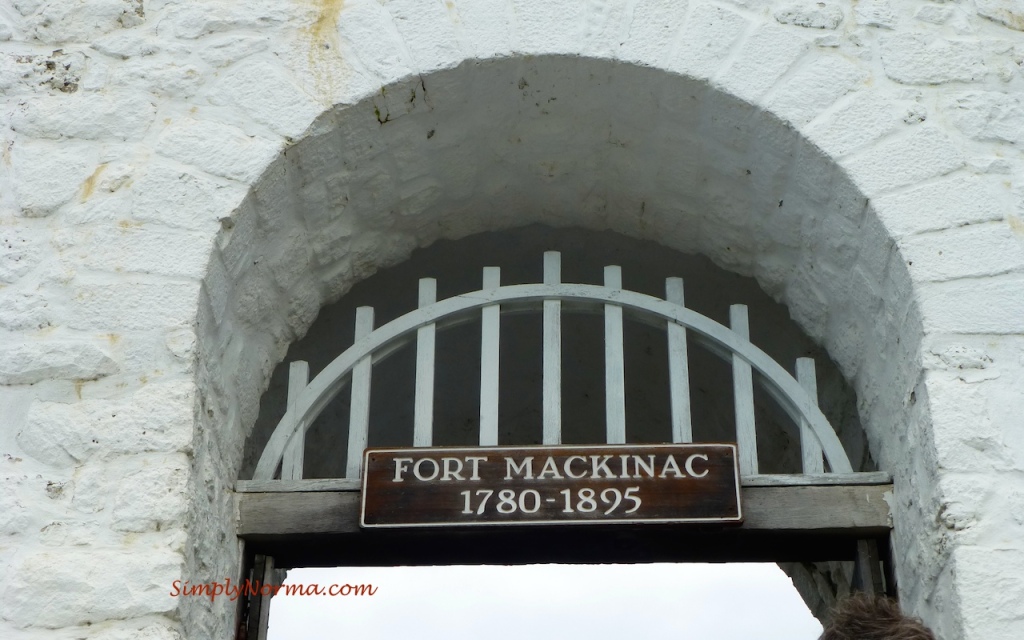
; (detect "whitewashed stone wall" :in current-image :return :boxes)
[1,0,1023,638]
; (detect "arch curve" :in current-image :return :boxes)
[196,32,1021,640]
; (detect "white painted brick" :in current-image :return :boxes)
[11,141,99,217]
[774,3,844,29]
[21,0,142,45]
[510,0,587,55]
[156,118,281,184]
[669,5,749,80]
[69,278,200,331]
[844,127,964,194]
[384,0,465,71]
[0,334,117,386]
[10,92,156,141]
[91,31,170,60]
[918,274,1024,334]
[437,0,511,59]
[855,0,897,29]
[17,381,195,467]
[617,0,688,64]
[108,57,205,98]
[874,175,1008,237]
[132,161,247,231]
[880,32,987,84]
[0,288,55,331]
[212,59,324,140]
[943,90,1024,145]
[767,54,867,124]
[804,91,903,157]
[64,225,213,278]
[1,547,181,628]
[900,223,1024,282]
[976,0,1024,32]
[924,372,1015,471]
[196,33,270,68]
[112,459,189,532]
[716,25,811,102]
[954,547,1024,639]
[0,224,44,284]
[335,0,417,85]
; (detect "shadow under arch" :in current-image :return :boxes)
[199,53,922,629]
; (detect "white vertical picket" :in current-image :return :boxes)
[346,306,374,479]
[604,266,626,444]
[413,278,437,447]
[665,278,693,443]
[543,251,562,445]
[797,357,825,474]
[479,267,501,446]
[731,304,758,475]
[281,360,309,480]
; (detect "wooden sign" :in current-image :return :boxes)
[360,444,741,528]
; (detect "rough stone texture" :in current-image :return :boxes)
[0,335,118,385]
[1,0,1023,638]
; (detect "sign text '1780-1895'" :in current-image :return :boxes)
[360,444,741,528]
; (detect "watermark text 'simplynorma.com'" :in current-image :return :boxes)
[170,579,378,602]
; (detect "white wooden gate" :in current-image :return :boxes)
[252,251,861,483]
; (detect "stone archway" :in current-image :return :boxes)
[4,2,1024,639]
[190,51,1010,639]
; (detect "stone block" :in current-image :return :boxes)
[0,334,117,386]
[510,0,586,56]
[844,126,964,195]
[109,57,205,99]
[918,274,1024,334]
[925,372,1014,471]
[943,91,1024,145]
[1,547,181,628]
[132,161,246,231]
[670,5,749,80]
[21,0,143,45]
[335,1,416,85]
[716,25,810,102]
[65,225,213,279]
[213,59,323,140]
[112,461,189,532]
[196,33,270,68]
[156,117,280,183]
[17,381,196,467]
[976,0,1024,31]
[0,288,55,331]
[880,32,986,84]
[0,224,44,284]
[899,223,1024,282]
[874,174,1007,237]
[69,278,200,331]
[385,0,464,71]
[774,3,844,29]
[618,0,688,65]
[767,54,867,125]
[855,0,897,28]
[443,0,514,59]
[0,474,34,536]
[12,141,98,217]
[10,92,156,141]
[954,547,1024,639]
[804,91,902,157]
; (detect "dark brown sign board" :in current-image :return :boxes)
[361,444,741,528]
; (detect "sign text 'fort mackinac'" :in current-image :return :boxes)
[360,444,742,528]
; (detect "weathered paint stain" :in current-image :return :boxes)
[79,163,108,202]
[1008,215,1024,238]
[303,0,346,99]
